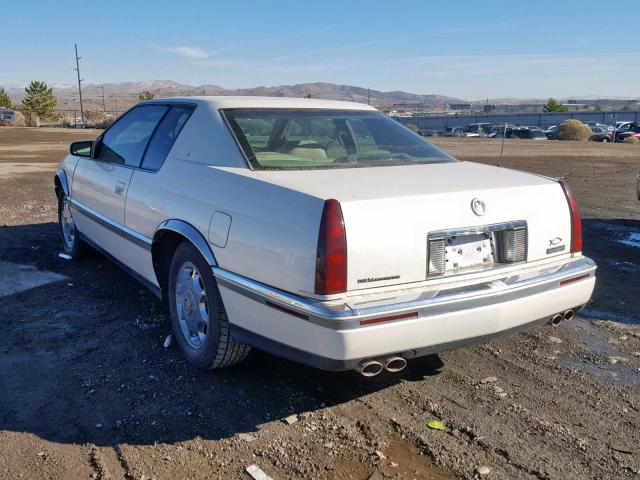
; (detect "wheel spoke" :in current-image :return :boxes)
[175,261,210,350]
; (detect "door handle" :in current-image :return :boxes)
[115,181,126,195]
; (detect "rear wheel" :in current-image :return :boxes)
[168,242,251,369]
[57,193,84,258]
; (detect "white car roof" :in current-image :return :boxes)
[145,96,377,111]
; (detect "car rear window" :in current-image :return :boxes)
[222,109,455,170]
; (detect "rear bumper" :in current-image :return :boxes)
[215,256,596,370]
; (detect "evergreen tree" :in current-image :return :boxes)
[139,91,155,101]
[21,81,57,119]
[0,88,11,108]
[543,98,568,113]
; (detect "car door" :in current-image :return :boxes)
[71,105,169,260]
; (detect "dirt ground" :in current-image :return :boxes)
[1,128,639,480]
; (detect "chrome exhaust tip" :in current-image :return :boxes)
[355,360,384,377]
[550,314,563,326]
[384,356,407,373]
[563,310,575,321]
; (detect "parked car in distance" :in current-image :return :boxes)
[417,128,434,137]
[490,126,547,140]
[590,126,613,142]
[444,126,465,137]
[463,123,492,136]
[584,121,609,130]
[615,123,640,142]
[526,128,548,140]
[487,124,516,137]
[544,125,558,139]
[55,96,596,376]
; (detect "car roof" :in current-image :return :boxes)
[141,95,377,111]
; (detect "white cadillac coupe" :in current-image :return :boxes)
[55,97,596,376]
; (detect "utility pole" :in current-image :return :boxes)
[367,87,370,105]
[101,84,106,112]
[74,43,85,124]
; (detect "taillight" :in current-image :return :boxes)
[559,180,582,253]
[315,199,347,295]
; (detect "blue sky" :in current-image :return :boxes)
[2,0,638,99]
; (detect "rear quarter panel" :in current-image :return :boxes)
[124,103,324,294]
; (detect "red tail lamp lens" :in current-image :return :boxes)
[315,199,347,295]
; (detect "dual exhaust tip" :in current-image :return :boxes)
[357,309,577,376]
[355,356,407,377]
[551,309,575,326]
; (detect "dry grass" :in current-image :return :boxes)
[557,119,592,141]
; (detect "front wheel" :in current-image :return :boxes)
[168,242,251,369]
[57,194,84,258]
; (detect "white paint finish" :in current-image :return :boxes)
[145,95,376,112]
[234,161,555,201]
[342,181,570,290]
[164,101,247,168]
[219,275,595,361]
[208,212,232,248]
[0,262,67,297]
[61,96,592,363]
[228,161,571,291]
[72,158,133,259]
[124,155,322,294]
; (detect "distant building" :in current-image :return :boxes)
[563,103,589,111]
[483,104,497,112]
[0,109,16,122]
[449,103,472,111]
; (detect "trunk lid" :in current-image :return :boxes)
[247,161,572,292]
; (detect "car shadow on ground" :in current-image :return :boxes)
[582,218,640,324]
[0,222,443,448]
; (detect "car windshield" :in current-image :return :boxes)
[222,109,455,170]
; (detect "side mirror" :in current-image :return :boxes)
[69,140,94,158]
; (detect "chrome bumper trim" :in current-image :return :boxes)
[214,256,596,330]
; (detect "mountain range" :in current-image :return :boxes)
[4,81,637,112]
[4,80,464,111]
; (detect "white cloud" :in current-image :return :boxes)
[160,46,210,60]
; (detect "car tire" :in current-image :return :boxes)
[168,241,251,369]
[57,193,84,258]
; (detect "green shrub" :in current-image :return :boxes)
[557,119,592,141]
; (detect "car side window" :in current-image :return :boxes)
[95,105,168,167]
[140,105,195,171]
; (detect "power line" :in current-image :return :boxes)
[74,43,85,124]
[101,84,106,112]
